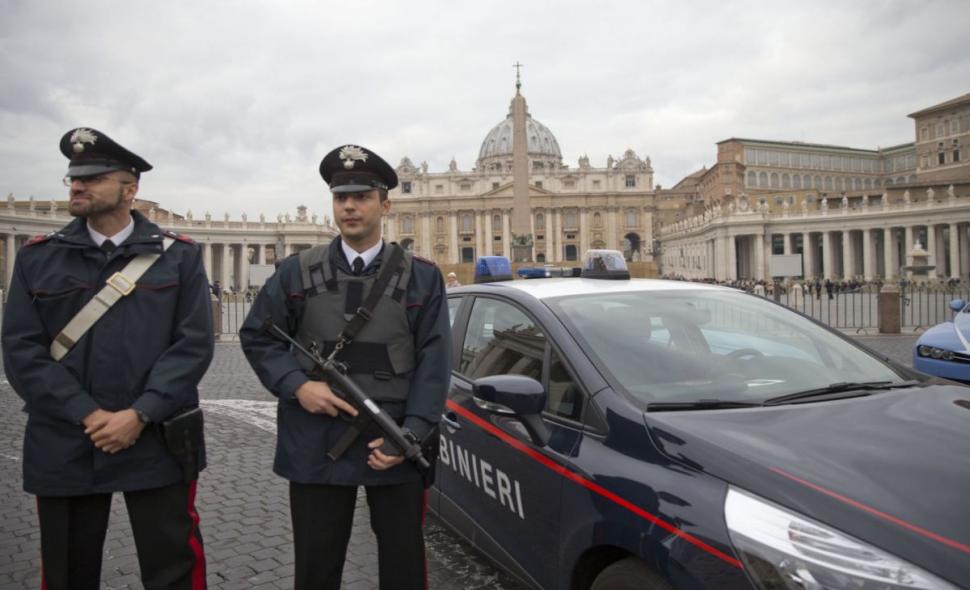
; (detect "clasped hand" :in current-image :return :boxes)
[82,409,145,454]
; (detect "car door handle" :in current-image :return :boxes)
[441,412,461,431]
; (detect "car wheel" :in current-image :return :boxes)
[589,557,673,590]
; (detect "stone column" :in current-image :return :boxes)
[607,207,618,250]
[862,229,874,280]
[885,227,900,280]
[552,209,561,263]
[708,239,715,278]
[502,210,511,258]
[257,243,266,265]
[904,226,914,268]
[960,224,970,280]
[240,245,251,289]
[483,211,493,256]
[421,214,432,257]
[475,212,484,259]
[726,235,737,281]
[201,242,212,281]
[926,224,938,279]
[948,223,960,279]
[754,233,766,281]
[842,230,855,279]
[449,214,460,264]
[385,214,397,243]
[783,233,792,255]
[579,208,589,255]
[802,232,814,278]
[5,233,16,288]
[220,244,231,290]
[822,231,834,280]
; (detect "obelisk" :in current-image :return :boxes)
[510,62,533,262]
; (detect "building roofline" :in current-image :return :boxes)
[908,93,970,118]
[716,137,914,156]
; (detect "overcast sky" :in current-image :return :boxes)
[2,0,968,220]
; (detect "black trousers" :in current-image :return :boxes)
[36,481,206,590]
[290,480,427,590]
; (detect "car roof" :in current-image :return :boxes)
[454,278,735,301]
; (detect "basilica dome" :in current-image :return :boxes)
[477,106,563,170]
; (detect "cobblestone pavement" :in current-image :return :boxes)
[0,334,921,589]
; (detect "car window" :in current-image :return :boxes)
[548,289,905,405]
[447,297,462,328]
[460,298,544,380]
[547,348,583,421]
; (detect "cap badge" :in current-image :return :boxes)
[70,128,98,154]
[339,145,368,169]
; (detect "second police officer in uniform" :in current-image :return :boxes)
[239,145,451,589]
[1,128,213,589]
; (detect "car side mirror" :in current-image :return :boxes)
[950,298,966,313]
[473,375,551,447]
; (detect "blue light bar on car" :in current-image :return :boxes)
[581,249,630,280]
[474,256,513,283]
[516,265,578,279]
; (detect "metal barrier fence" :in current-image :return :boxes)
[212,284,969,336]
[776,289,880,332]
[219,296,255,336]
[899,284,970,331]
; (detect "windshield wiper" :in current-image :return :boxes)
[646,399,763,412]
[763,380,921,406]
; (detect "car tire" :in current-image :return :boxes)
[590,557,673,590]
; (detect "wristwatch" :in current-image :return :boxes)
[134,409,151,425]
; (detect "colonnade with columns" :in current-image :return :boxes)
[663,214,970,283]
[0,210,337,291]
[384,204,654,264]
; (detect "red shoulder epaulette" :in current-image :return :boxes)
[412,253,436,266]
[24,232,54,247]
[163,230,196,245]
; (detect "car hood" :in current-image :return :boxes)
[645,384,970,585]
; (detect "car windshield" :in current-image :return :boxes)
[547,288,907,405]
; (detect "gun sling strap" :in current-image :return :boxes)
[327,243,409,461]
[50,238,176,361]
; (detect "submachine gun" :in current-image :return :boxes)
[261,319,431,472]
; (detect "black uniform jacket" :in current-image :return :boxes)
[1,211,214,496]
[239,238,452,486]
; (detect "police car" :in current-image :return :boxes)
[428,250,970,589]
[913,298,970,385]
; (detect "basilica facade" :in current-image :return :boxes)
[381,90,657,267]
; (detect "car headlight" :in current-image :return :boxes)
[917,345,956,361]
[725,487,957,589]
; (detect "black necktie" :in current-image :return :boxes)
[352,256,364,275]
[101,240,116,254]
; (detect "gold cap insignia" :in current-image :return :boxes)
[339,145,368,170]
[70,128,98,154]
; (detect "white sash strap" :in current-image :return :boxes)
[50,237,175,361]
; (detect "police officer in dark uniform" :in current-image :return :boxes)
[1,128,214,589]
[239,145,451,590]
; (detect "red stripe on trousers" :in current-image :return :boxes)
[186,481,206,589]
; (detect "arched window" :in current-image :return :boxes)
[492,214,501,229]
[782,173,791,189]
[793,175,802,189]
[770,173,779,188]
[747,171,757,187]
[535,213,545,230]
[462,214,473,232]
[758,172,768,187]
[593,212,603,228]
[813,175,822,189]
[625,210,638,227]
[436,216,444,233]
[824,176,833,191]
[401,215,414,234]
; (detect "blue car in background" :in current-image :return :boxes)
[914,298,970,384]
